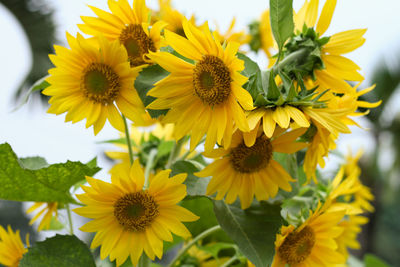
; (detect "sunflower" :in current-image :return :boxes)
[195,128,307,209]
[213,18,250,47]
[272,203,346,267]
[303,123,337,181]
[74,159,198,266]
[147,19,253,151]
[328,150,375,213]
[335,214,368,260]
[43,34,146,134]
[26,202,58,231]
[294,0,366,93]
[0,225,29,267]
[79,0,166,67]
[156,0,197,37]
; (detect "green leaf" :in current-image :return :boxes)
[182,197,231,243]
[213,200,283,267]
[364,254,391,267]
[134,64,169,118]
[171,160,210,197]
[237,53,263,101]
[19,235,95,267]
[269,0,294,50]
[12,76,50,111]
[198,242,238,260]
[46,216,65,231]
[99,138,128,145]
[157,140,175,159]
[0,143,101,203]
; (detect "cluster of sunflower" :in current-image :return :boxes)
[0,0,382,266]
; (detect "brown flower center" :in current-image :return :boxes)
[81,63,121,104]
[278,226,316,264]
[113,191,159,232]
[119,24,156,67]
[193,55,231,106]
[230,135,273,173]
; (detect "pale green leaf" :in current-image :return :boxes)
[269,0,294,50]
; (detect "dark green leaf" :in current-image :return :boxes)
[19,235,95,267]
[269,0,294,50]
[213,200,283,267]
[0,143,100,203]
[364,254,391,267]
[171,160,209,197]
[134,64,169,118]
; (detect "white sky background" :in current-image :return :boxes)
[0,0,400,236]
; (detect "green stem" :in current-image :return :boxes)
[166,138,186,169]
[167,225,222,267]
[220,255,239,267]
[144,149,157,189]
[273,48,308,73]
[66,204,74,235]
[138,254,150,267]
[122,115,134,165]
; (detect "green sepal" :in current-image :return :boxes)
[267,71,281,100]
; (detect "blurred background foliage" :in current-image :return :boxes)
[1,0,400,266]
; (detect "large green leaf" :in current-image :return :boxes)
[181,197,231,243]
[364,254,391,267]
[134,64,169,118]
[213,200,283,267]
[19,235,95,267]
[171,160,210,197]
[0,143,100,203]
[269,0,294,50]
